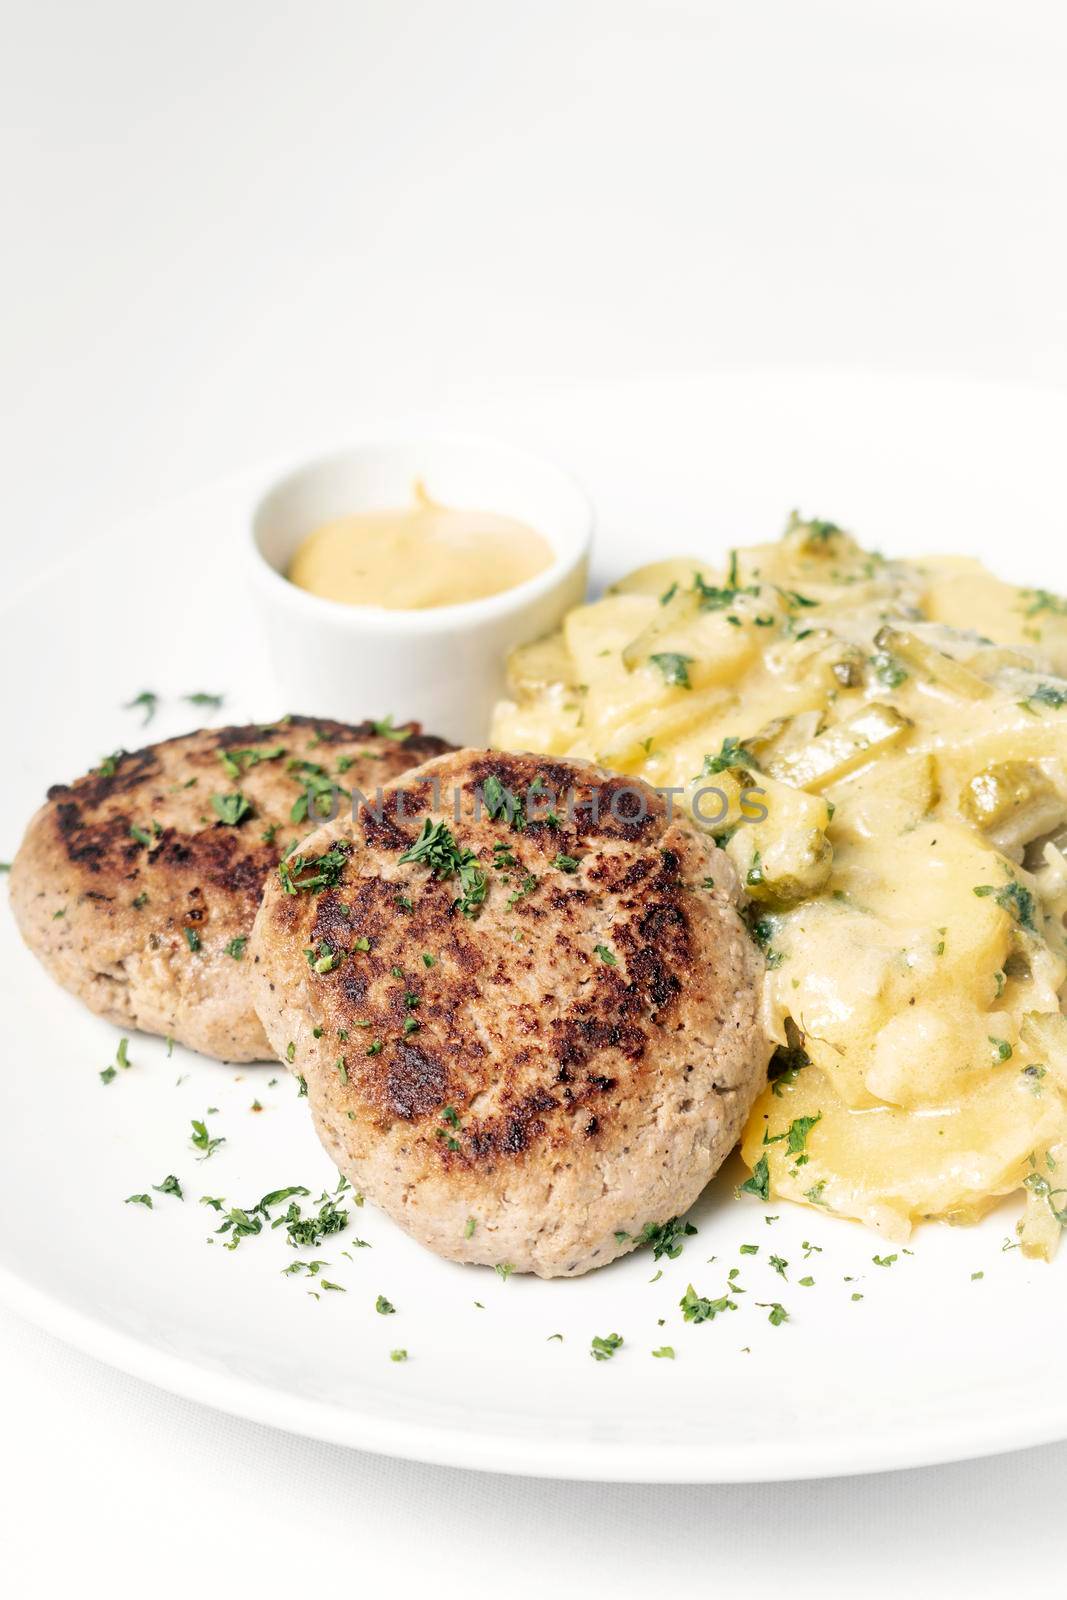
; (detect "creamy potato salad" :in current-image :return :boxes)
[492,515,1067,1256]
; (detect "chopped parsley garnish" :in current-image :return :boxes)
[217,744,285,780]
[757,1301,789,1326]
[651,1346,675,1360]
[278,844,350,895]
[397,818,487,918]
[201,1197,263,1247]
[507,873,538,907]
[873,1253,898,1267]
[495,1263,514,1282]
[183,927,202,954]
[738,1155,770,1202]
[306,940,342,975]
[590,1332,624,1361]
[125,1193,153,1208]
[152,1174,183,1200]
[375,1294,396,1315]
[124,690,159,726]
[1025,682,1067,710]
[288,759,349,823]
[680,1283,736,1323]
[1022,587,1067,617]
[701,736,755,776]
[1023,1170,1067,1226]
[211,790,253,826]
[390,1348,408,1362]
[786,511,843,545]
[371,716,410,741]
[552,853,580,873]
[281,1197,347,1247]
[649,652,693,689]
[973,880,1037,931]
[745,910,782,967]
[594,944,617,966]
[224,935,247,960]
[103,1036,132,1082]
[870,650,908,689]
[633,1216,697,1260]
[480,773,521,825]
[764,1112,821,1155]
[768,1041,810,1094]
[184,691,224,709]
[692,571,756,611]
[190,1117,225,1160]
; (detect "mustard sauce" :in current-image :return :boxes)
[287,483,553,609]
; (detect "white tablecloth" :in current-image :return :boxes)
[3,2,1066,1592]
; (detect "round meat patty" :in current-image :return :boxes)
[9,716,453,1061]
[249,747,770,1277]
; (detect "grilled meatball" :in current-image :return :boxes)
[249,748,770,1276]
[9,716,453,1061]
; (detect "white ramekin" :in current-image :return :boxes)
[246,433,593,746]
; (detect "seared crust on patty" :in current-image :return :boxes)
[9,716,453,1061]
[249,748,770,1276]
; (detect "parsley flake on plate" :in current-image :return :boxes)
[190,1117,225,1160]
[590,1332,624,1361]
[124,690,159,726]
[680,1284,736,1323]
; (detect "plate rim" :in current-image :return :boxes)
[5,1251,1066,1482]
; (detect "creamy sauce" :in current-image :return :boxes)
[287,483,553,609]
[492,519,1067,1256]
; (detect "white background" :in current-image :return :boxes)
[2,1,1066,1594]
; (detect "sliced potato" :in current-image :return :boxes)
[826,752,939,843]
[608,557,714,599]
[564,594,657,682]
[505,630,576,699]
[741,1062,1061,1237]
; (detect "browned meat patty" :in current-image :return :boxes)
[9,716,453,1061]
[249,747,770,1276]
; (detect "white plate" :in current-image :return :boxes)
[2,373,1066,1483]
